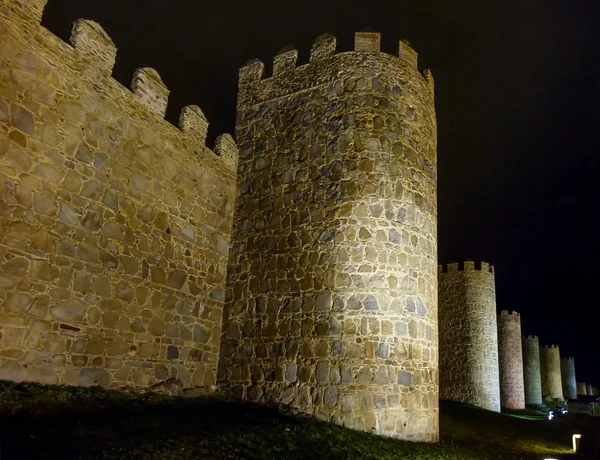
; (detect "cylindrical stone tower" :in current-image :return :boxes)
[497,310,525,409]
[522,335,543,406]
[540,345,563,400]
[438,261,500,412]
[219,32,438,442]
[587,384,593,395]
[593,387,599,396]
[560,357,577,400]
[577,382,587,395]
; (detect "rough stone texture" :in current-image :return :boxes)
[539,345,563,400]
[497,310,525,409]
[577,382,587,396]
[560,357,577,400]
[0,2,236,390]
[438,261,500,412]
[219,32,438,442]
[522,335,543,405]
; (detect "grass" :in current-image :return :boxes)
[0,380,596,459]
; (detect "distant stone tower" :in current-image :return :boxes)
[540,345,563,400]
[593,387,599,396]
[560,357,577,400]
[577,382,587,396]
[497,311,525,409]
[438,261,500,412]
[219,32,438,441]
[587,384,593,395]
[522,336,543,406]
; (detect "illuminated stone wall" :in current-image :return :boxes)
[592,387,598,396]
[219,32,439,441]
[0,0,237,389]
[438,261,500,412]
[540,345,563,400]
[497,310,525,409]
[576,382,587,395]
[560,357,577,400]
[586,383,593,395]
[522,335,543,405]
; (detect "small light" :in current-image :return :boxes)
[572,434,582,452]
[548,411,554,420]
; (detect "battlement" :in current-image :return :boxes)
[523,335,539,341]
[499,310,520,317]
[1,0,237,171]
[438,260,495,274]
[542,345,559,349]
[237,31,433,107]
[561,356,575,362]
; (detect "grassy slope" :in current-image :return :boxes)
[0,381,591,460]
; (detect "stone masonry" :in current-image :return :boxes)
[521,335,543,405]
[577,382,587,396]
[497,310,525,409]
[218,32,438,441]
[587,383,593,395]
[0,0,237,388]
[438,261,500,412]
[560,357,577,400]
[540,345,563,400]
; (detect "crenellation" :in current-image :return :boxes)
[310,33,336,62]
[540,344,563,400]
[238,58,265,86]
[560,356,577,399]
[179,105,209,145]
[132,67,170,118]
[70,19,116,75]
[214,133,239,171]
[398,40,418,68]
[354,31,381,53]
[0,1,237,392]
[438,260,500,412]
[4,0,592,446]
[273,46,299,76]
[522,334,542,405]
[497,310,525,409]
[223,31,438,442]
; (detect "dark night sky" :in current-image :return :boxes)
[43,1,600,385]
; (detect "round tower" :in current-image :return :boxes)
[522,335,543,405]
[560,357,577,400]
[497,310,525,409]
[593,387,599,396]
[219,32,438,442]
[540,345,563,400]
[438,261,500,412]
[587,384,593,395]
[577,382,587,395]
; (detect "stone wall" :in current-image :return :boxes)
[438,261,500,412]
[577,382,587,396]
[522,335,542,405]
[560,357,577,400]
[219,32,439,441]
[587,384,593,395]
[0,0,237,388]
[592,387,598,396]
[540,345,563,400]
[497,310,525,409]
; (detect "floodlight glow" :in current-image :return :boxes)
[548,411,554,420]
[572,434,581,452]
